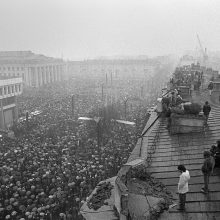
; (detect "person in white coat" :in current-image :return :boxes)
[177,165,190,211]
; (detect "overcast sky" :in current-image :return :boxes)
[0,0,219,60]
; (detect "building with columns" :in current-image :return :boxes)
[67,59,159,80]
[0,76,23,130]
[0,51,66,87]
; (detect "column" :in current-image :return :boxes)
[59,65,62,81]
[53,66,56,82]
[29,67,32,87]
[48,66,51,83]
[35,67,39,87]
[27,67,30,86]
[44,66,47,84]
[40,66,44,85]
[38,67,42,87]
[56,65,58,81]
[56,65,59,81]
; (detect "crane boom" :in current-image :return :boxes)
[196,34,208,62]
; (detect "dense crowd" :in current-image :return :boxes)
[0,76,161,220]
[170,64,204,91]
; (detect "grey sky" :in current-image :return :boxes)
[0,0,219,60]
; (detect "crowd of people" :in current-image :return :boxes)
[0,76,161,220]
[170,64,204,92]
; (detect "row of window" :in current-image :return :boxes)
[0,84,21,96]
[0,66,24,71]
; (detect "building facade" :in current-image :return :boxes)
[67,59,159,79]
[0,77,23,130]
[0,51,66,87]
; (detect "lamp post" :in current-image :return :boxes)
[123,97,129,119]
[26,111,29,130]
[93,117,101,151]
[71,95,75,117]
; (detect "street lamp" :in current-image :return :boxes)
[123,97,129,119]
[71,95,75,117]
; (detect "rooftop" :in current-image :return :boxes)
[0,77,22,86]
[148,93,220,220]
[0,76,21,80]
[81,63,220,220]
[0,51,64,64]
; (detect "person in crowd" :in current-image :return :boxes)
[170,91,176,107]
[214,140,220,168]
[197,78,201,91]
[203,101,211,125]
[177,165,190,211]
[201,151,213,194]
[176,95,183,106]
[208,81,214,96]
[210,145,217,174]
[190,83,194,96]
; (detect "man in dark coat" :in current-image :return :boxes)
[208,81,214,96]
[203,101,211,125]
[201,151,213,193]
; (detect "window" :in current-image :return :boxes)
[8,67,10,71]
[11,86,14,93]
[8,86,10,94]
[15,85,18,92]
[19,85,21,92]
[4,87,7,95]
[0,88,2,96]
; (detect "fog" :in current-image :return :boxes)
[0,0,219,59]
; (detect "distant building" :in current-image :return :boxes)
[0,51,66,87]
[67,59,159,79]
[0,76,23,130]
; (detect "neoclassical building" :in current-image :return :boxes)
[67,59,159,79]
[0,51,66,87]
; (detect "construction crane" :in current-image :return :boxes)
[196,34,208,65]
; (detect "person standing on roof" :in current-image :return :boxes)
[177,165,190,211]
[201,151,213,194]
[214,140,220,168]
[203,101,211,125]
[208,81,214,96]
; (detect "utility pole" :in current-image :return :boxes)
[101,84,104,101]
[26,111,29,130]
[124,98,129,119]
[71,95,75,117]
[94,117,101,152]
